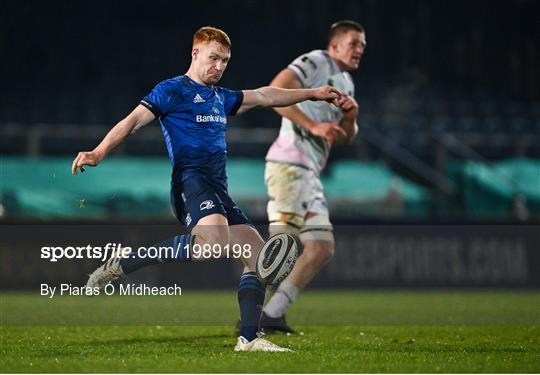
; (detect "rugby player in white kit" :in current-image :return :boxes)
[262,20,366,332]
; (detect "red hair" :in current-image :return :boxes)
[193,26,231,50]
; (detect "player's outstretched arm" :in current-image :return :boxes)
[71,105,155,175]
[237,85,341,115]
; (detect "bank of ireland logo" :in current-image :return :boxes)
[212,107,219,114]
[185,213,192,226]
[200,200,215,211]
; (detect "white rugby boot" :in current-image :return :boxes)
[234,333,292,352]
[86,254,126,289]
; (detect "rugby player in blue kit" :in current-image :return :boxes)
[71,26,341,352]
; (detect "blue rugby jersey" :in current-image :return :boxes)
[140,75,243,188]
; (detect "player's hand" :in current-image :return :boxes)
[336,95,359,119]
[309,122,347,144]
[310,86,342,104]
[71,151,101,175]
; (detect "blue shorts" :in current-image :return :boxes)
[170,174,253,231]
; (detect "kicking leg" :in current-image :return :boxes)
[87,214,230,288]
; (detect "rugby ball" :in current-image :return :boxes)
[256,233,299,286]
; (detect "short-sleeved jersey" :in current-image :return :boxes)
[265,50,355,174]
[140,75,243,188]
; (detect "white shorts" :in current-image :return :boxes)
[265,161,334,243]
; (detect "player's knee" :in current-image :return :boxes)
[299,213,334,265]
[320,242,335,263]
[303,241,334,266]
[194,227,230,248]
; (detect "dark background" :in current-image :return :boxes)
[3,0,539,127]
[1,1,539,288]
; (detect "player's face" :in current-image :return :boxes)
[332,30,366,71]
[192,41,231,85]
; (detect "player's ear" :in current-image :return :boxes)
[334,38,341,53]
[327,40,336,53]
[192,48,199,60]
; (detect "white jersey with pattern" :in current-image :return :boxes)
[265,49,355,174]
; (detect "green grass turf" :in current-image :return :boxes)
[1,290,539,373]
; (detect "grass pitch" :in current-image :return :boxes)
[1,290,539,373]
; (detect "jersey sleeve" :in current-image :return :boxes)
[287,51,326,88]
[219,88,244,116]
[140,81,178,117]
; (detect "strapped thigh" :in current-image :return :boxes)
[299,213,334,244]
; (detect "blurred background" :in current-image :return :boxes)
[1,0,539,289]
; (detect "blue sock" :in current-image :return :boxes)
[120,234,194,274]
[237,271,266,341]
